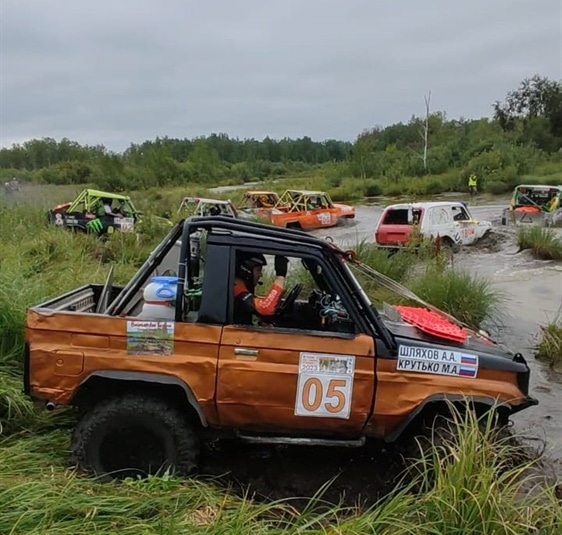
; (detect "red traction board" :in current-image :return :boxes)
[394,305,467,343]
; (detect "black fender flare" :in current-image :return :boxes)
[75,370,208,427]
[384,394,509,443]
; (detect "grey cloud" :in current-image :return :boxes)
[1,0,560,151]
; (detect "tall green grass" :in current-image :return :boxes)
[536,306,562,370]
[351,240,503,330]
[0,205,163,368]
[517,226,562,260]
[0,408,560,534]
[402,407,561,534]
[408,265,504,330]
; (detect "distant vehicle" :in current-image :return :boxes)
[236,190,286,219]
[502,184,562,226]
[47,189,139,235]
[267,190,355,230]
[178,197,237,218]
[374,201,492,249]
[3,177,20,196]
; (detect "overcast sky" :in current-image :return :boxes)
[1,0,561,152]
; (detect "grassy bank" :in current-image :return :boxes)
[536,307,562,371]
[517,227,562,260]
[0,406,560,534]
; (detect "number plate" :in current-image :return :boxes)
[295,352,355,419]
[117,217,135,231]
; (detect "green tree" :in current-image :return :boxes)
[493,75,562,151]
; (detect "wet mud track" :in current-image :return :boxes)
[198,439,408,507]
[199,202,561,504]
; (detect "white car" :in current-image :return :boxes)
[177,197,237,218]
[374,201,492,248]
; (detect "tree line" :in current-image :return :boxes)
[1,75,560,192]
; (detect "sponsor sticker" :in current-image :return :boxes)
[397,345,479,378]
[127,320,174,356]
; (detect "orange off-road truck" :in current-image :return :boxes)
[24,216,537,479]
[269,190,355,230]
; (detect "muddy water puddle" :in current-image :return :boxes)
[461,252,562,470]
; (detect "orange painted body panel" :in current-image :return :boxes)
[27,310,528,440]
[270,208,342,230]
[266,190,355,230]
[365,359,527,438]
[26,309,223,425]
[217,326,375,433]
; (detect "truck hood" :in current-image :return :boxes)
[384,316,528,374]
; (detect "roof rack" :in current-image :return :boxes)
[185,215,345,254]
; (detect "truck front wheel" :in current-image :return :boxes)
[70,395,199,480]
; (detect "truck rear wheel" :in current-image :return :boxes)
[70,395,199,480]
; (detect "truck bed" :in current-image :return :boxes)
[34,284,125,314]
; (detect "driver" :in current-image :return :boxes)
[233,252,289,325]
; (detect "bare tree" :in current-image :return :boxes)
[420,91,431,170]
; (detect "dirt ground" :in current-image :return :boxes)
[200,200,562,506]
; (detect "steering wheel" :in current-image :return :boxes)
[275,283,303,317]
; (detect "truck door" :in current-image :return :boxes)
[428,206,455,243]
[216,251,376,435]
[451,204,477,244]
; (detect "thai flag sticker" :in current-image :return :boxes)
[460,354,478,366]
[459,367,477,378]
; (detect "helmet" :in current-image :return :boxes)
[235,252,267,288]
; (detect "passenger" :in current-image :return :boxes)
[233,252,288,325]
[98,198,122,218]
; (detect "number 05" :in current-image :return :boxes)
[296,376,352,419]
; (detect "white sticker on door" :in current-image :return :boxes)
[294,352,355,419]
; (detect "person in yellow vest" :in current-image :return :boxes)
[468,174,478,196]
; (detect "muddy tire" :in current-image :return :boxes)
[70,395,199,480]
[396,414,456,491]
[400,409,511,491]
